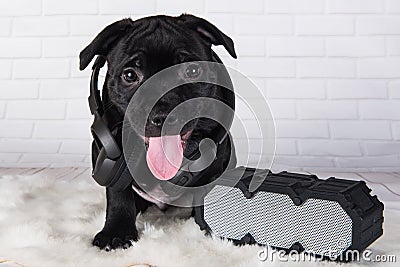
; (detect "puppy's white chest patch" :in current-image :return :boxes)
[132,184,183,210]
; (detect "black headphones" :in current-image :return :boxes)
[89,52,235,192]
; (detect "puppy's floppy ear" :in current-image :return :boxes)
[179,14,237,59]
[79,18,133,70]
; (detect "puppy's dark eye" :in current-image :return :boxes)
[185,64,202,79]
[122,68,139,83]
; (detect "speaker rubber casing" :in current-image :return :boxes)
[194,166,384,261]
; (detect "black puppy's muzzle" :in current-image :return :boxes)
[143,89,203,136]
[126,84,208,142]
[145,108,198,138]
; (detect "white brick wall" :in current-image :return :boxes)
[327,0,384,14]
[13,17,70,36]
[297,100,358,119]
[326,37,385,57]
[327,80,387,99]
[0,38,42,58]
[235,15,293,35]
[296,59,355,78]
[0,0,399,171]
[100,0,156,15]
[357,16,400,34]
[266,37,325,57]
[295,15,354,35]
[0,0,42,16]
[387,0,400,13]
[265,0,324,14]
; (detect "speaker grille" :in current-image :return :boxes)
[204,185,353,258]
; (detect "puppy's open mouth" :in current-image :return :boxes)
[142,131,192,181]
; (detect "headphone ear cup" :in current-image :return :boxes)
[107,158,133,191]
[92,146,132,190]
[92,147,118,187]
[91,140,100,169]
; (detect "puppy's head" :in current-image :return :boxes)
[80,14,236,180]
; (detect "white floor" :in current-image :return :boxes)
[0,168,399,267]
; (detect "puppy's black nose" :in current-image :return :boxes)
[150,114,178,127]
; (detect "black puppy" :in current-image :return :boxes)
[79,14,237,250]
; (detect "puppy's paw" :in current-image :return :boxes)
[93,229,138,251]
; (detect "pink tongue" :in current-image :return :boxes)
[146,135,183,180]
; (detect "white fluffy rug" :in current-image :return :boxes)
[0,172,399,267]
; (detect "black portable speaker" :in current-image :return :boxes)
[194,167,384,261]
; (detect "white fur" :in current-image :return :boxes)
[0,173,399,267]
